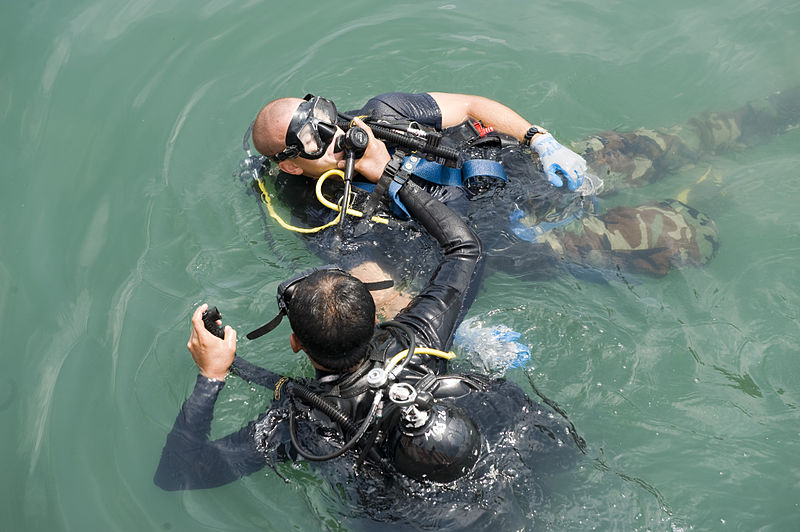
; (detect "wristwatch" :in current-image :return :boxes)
[523,125,546,144]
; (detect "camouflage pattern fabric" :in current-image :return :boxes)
[515,87,800,275]
[572,86,800,194]
[537,199,719,277]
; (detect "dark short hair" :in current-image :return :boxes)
[286,270,375,371]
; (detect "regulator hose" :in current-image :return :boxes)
[337,115,460,162]
[288,385,383,462]
[378,320,416,375]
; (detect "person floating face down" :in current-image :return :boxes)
[154,170,579,526]
[249,91,721,295]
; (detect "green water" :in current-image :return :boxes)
[3,0,799,530]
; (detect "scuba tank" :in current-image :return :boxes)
[282,321,485,483]
[384,382,481,483]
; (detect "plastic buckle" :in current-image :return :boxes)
[472,121,495,137]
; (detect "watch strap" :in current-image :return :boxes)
[523,125,545,145]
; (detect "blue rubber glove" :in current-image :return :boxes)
[530,132,587,191]
[453,318,531,375]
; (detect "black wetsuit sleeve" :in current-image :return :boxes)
[356,92,443,129]
[392,180,482,350]
[153,374,266,491]
[230,355,283,389]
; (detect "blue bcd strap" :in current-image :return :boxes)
[353,153,507,219]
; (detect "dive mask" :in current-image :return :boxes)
[270,95,339,162]
[246,264,393,340]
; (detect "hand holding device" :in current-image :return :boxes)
[188,304,236,381]
[202,306,225,339]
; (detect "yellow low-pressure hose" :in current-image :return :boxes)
[316,169,390,225]
[385,347,455,374]
[256,176,340,233]
[255,169,389,233]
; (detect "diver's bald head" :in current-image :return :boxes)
[252,97,304,157]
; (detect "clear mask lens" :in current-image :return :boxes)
[282,96,339,160]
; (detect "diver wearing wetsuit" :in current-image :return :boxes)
[159,146,584,527]
[156,176,574,494]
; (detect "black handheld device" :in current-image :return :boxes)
[202,306,225,339]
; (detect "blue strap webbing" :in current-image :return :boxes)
[407,157,507,187]
[462,159,507,183]
[509,207,580,244]
[387,180,411,218]
[409,159,463,186]
[352,154,507,220]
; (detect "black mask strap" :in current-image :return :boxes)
[245,311,286,340]
[362,279,394,291]
[245,272,393,341]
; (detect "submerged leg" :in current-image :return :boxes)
[573,86,800,194]
[541,200,720,277]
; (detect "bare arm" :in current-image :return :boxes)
[428,92,547,141]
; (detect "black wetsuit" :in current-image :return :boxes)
[155,179,480,488]
[155,179,578,529]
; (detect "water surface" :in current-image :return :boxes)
[3,1,800,530]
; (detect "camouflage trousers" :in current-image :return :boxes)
[573,86,800,192]
[520,87,799,276]
[540,199,719,277]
